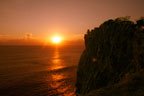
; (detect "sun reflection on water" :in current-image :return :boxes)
[46,48,75,96]
[50,48,65,70]
[52,74,64,81]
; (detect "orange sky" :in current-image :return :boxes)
[0,0,144,42]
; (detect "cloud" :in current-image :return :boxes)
[25,33,33,40]
[0,34,9,39]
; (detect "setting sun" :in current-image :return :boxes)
[51,36,62,44]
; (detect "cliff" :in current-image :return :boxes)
[76,18,144,96]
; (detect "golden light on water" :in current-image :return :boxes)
[50,49,65,70]
[44,48,76,96]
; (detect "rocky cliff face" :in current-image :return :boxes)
[76,18,144,96]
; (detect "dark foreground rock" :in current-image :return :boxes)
[76,18,144,96]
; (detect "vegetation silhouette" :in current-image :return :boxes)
[76,17,144,96]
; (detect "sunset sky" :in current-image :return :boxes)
[0,0,144,42]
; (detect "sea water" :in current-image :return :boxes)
[0,45,83,96]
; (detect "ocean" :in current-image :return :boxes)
[0,45,83,96]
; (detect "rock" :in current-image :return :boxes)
[76,18,144,95]
[83,69,144,96]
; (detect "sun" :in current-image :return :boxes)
[51,36,62,44]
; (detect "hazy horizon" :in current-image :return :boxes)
[0,37,84,46]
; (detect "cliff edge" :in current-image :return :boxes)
[76,18,144,96]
